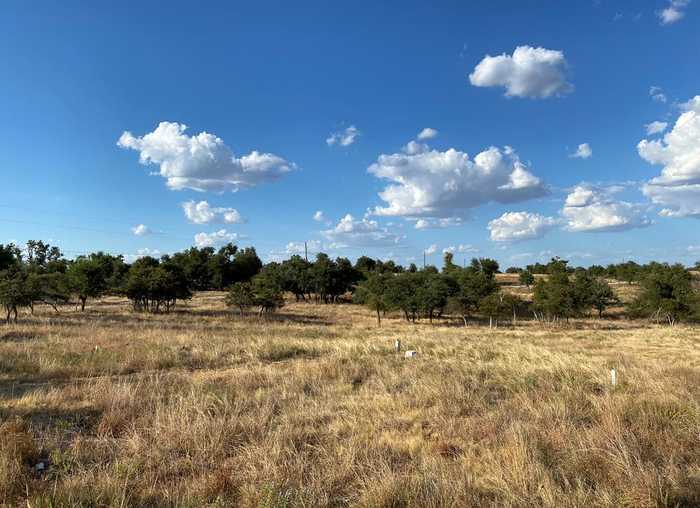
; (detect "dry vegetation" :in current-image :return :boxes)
[2,292,700,507]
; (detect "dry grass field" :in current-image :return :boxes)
[2,293,700,507]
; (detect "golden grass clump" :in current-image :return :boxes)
[1,293,700,506]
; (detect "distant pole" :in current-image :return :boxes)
[305,241,308,262]
[423,251,426,268]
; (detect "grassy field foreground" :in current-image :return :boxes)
[1,293,700,507]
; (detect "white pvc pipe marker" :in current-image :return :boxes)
[395,339,401,352]
[610,368,617,387]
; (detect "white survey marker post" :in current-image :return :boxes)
[395,339,401,352]
[610,368,617,387]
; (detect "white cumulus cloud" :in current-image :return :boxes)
[402,140,429,155]
[321,214,403,248]
[326,126,360,147]
[658,0,690,24]
[286,240,321,255]
[417,128,438,140]
[369,143,547,218]
[469,45,573,99]
[125,248,161,263]
[118,121,295,192]
[488,211,558,242]
[413,217,465,230]
[457,244,479,253]
[131,224,152,236]
[570,143,592,159]
[645,121,668,135]
[182,200,245,225]
[424,244,438,255]
[638,96,700,218]
[194,229,240,248]
[562,185,651,232]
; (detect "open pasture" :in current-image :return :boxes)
[2,294,700,507]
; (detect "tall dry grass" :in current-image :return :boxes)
[1,293,699,507]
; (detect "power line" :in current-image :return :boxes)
[0,217,191,242]
[0,203,165,230]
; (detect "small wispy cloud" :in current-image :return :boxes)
[131,224,152,236]
[326,125,360,147]
[569,143,592,159]
[658,0,690,25]
[645,121,668,135]
[649,86,667,103]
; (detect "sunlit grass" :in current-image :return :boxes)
[1,293,699,506]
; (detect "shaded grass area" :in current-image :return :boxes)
[1,294,700,507]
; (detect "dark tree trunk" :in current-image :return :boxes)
[80,297,87,312]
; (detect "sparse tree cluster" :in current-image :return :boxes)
[355,253,510,327]
[628,263,700,325]
[226,263,286,316]
[0,241,261,320]
[2,240,699,327]
[532,259,618,322]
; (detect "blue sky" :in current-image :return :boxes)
[1,1,699,267]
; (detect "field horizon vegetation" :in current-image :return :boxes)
[2,240,700,506]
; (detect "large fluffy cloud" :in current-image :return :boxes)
[368,144,547,218]
[118,122,295,192]
[638,96,700,217]
[182,200,245,224]
[321,214,403,248]
[488,211,558,242]
[469,46,573,99]
[642,183,700,218]
[562,185,651,232]
[194,229,240,248]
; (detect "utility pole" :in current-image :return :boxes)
[423,250,426,269]
[304,241,308,262]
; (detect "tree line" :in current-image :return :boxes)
[0,241,261,321]
[1,240,698,326]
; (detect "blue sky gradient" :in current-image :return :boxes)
[1,1,699,267]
